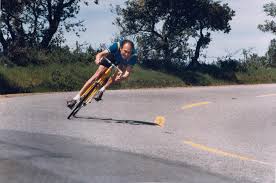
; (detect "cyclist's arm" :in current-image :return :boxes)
[115,66,132,81]
[95,50,109,65]
[95,42,120,65]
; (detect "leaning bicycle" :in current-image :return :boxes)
[67,57,122,119]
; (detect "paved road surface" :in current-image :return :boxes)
[0,84,276,182]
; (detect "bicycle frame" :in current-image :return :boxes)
[67,57,122,119]
[83,57,122,104]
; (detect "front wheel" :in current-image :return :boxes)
[67,98,85,119]
[67,83,100,120]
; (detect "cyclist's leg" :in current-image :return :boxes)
[68,65,107,108]
[104,64,127,88]
[79,65,108,97]
[94,65,126,101]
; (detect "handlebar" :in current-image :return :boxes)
[102,57,123,73]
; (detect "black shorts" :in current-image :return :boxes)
[100,54,118,68]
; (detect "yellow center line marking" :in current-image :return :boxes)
[182,101,211,110]
[154,116,165,127]
[256,93,276,98]
[183,140,274,167]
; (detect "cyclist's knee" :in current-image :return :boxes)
[89,72,101,84]
[87,66,107,84]
[88,75,98,84]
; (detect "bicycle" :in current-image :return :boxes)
[67,57,122,119]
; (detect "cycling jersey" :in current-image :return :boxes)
[107,40,137,66]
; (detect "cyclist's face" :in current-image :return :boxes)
[120,43,132,60]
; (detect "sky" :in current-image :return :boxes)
[64,0,124,49]
[64,0,275,62]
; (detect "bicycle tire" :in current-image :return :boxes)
[67,83,99,119]
[67,97,84,120]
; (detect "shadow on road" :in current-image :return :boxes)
[73,116,159,126]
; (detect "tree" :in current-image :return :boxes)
[115,0,234,70]
[266,39,276,67]
[0,0,97,55]
[258,2,276,34]
[189,1,234,68]
[258,2,276,67]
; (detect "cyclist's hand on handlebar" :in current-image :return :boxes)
[118,70,123,75]
[115,71,123,81]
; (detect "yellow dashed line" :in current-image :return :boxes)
[154,116,165,127]
[183,140,273,166]
[256,93,276,98]
[182,101,211,110]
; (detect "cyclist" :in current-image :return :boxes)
[67,39,137,109]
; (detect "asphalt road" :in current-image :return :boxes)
[0,84,276,183]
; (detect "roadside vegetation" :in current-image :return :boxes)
[0,47,275,94]
[0,0,275,94]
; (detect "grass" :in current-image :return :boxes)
[236,67,276,84]
[0,62,276,94]
[0,63,187,94]
[114,66,186,89]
